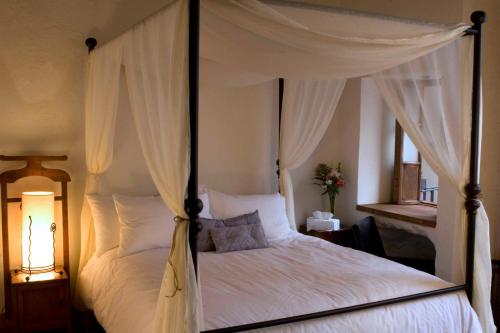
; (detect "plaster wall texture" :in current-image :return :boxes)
[357,78,395,206]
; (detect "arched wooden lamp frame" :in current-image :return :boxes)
[0,155,71,317]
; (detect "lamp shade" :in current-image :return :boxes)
[21,191,55,273]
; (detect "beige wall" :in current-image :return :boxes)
[199,81,279,195]
[292,79,362,225]
[357,78,395,206]
[298,0,462,24]
[98,75,279,197]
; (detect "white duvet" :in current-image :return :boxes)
[80,232,481,333]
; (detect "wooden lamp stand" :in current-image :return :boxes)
[0,155,72,332]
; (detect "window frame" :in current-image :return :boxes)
[392,121,437,207]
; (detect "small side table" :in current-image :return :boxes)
[11,266,72,332]
[299,225,353,248]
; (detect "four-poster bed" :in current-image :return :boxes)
[78,1,493,332]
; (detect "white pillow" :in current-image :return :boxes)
[113,195,176,257]
[86,194,120,257]
[199,192,212,219]
[113,193,212,257]
[208,191,291,240]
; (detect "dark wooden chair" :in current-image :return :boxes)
[351,216,435,275]
[351,216,386,258]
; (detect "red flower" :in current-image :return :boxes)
[336,178,345,188]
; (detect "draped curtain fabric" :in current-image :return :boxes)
[279,79,346,228]
[78,0,495,332]
[75,40,123,307]
[122,1,202,332]
[200,1,492,330]
[201,0,469,79]
[78,1,201,332]
[372,38,494,333]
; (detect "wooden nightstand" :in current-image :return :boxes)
[299,225,353,248]
[11,266,71,332]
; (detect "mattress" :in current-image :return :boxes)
[80,232,481,332]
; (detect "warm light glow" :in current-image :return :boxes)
[21,191,55,273]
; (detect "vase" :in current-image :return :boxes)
[328,192,336,216]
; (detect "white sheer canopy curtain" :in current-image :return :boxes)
[279,79,346,227]
[201,0,469,79]
[79,1,201,332]
[201,1,493,331]
[372,38,495,333]
[122,1,202,332]
[76,39,123,308]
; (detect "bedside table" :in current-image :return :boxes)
[11,266,71,332]
[299,225,353,247]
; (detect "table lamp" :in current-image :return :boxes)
[21,191,56,279]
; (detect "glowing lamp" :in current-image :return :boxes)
[21,191,55,274]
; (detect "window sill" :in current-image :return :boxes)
[356,203,437,228]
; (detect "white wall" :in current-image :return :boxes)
[97,75,157,196]
[199,81,279,195]
[292,79,363,226]
[96,71,279,197]
[357,78,395,205]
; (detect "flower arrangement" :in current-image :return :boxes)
[313,162,344,215]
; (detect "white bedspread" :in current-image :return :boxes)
[80,232,481,332]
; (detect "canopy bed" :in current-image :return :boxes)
[77,1,494,332]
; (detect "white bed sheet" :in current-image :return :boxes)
[80,232,481,333]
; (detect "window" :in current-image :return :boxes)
[392,121,438,206]
[356,78,438,228]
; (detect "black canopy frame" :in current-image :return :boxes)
[84,2,486,332]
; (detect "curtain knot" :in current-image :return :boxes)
[86,173,102,193]
[163,217,189,298]
[174,216,189,224]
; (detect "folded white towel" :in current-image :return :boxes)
[307,217,340,231]
[312,211,334,219]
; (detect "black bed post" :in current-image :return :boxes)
[465,10,486,301]
[186,0,202,276]
[276,78,284,183]
[85,37,97,53]
[278,78,284,135]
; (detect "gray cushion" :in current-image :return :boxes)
[197,210,261,252]
[210,224,269,253]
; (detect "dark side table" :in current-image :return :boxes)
[299,224,353,248]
